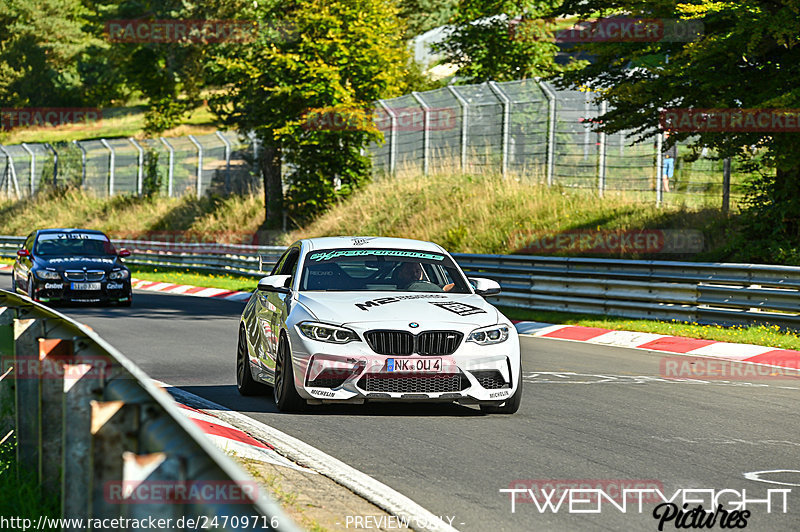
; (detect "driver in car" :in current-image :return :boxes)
[394,262,454,292]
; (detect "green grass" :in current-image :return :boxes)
[130,265,258,292]
[501,307,800,351]
[0,407,59,520]
[287,169,740,262]
[0,101,218,145]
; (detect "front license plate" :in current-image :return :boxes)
[386,358,442,373]
[71,282,101,290]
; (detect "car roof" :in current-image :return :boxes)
[302,236,445,253]
[36,228,107,236]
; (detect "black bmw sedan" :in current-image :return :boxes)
[12,228,133,306]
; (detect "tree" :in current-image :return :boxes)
[553,0,800,263]
[434,0,582,83]
[210,0,409,226]
[0,0,99,107]
[397,0,458,39]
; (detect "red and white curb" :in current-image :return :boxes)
[169,396,313,473]
[0,264,11,272]
[515,321,800,370]
[132,278,251,302]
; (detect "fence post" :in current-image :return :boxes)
[489,81,511,179]
[72,140,87,187]
[0,145,21,198]
[447,86,469,172]
[722,157,731,214]
[597,100,607,197]
[188,135,203,198]
[44,143,58,188]
[215,131,232,192]
[539,81,557,186]
[159,138,175,197]
[411,92,431,175]
[129,138,144,196]
[99,139,115,196]
[376,100,397,175]
[20,143,35,196]
[655,132,663,207]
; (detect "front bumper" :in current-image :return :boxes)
[31,278,132,304]
[288,327,520,404]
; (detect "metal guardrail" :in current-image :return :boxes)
[2,236,800,328]
[0,290,298,531]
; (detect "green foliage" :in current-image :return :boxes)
[0,0,99,107]
[554,0,800,262]
[143,98,188,135]
[435,0,583,83]
[211,0,410,225]
[397,0,458,38]
[142,148,163,197]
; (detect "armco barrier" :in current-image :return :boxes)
[2,236,800,328]
[0,290,298,531]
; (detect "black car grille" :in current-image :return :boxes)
[64,270,105,281]
[307,377,348,389]
[358,373,468,394]
[365,330,463,356]
[470,370,509,390]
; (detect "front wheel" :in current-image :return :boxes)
[236,326,267,396]
[480,365,523,414]
[273,335,306,413]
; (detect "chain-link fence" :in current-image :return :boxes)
[371,79,756,208]
[0,131,258,199]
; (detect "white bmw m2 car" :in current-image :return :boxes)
[236,237,522,414]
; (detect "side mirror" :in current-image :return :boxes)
[469,277,501,297]
[16,249,30,258]
[118,248,131,258]
[257,275,291,294]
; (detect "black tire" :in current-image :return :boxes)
[273,334,306,413]
[27,276,36,301]
[480,365,523,415]
[236,326,267,396]
[11,274,17,294]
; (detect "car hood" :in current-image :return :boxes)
[36,256,121,271]
[295,291,502,328]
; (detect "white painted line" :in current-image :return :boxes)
[589,330,667,349]
[167,387,460,532]
[204,434,313,473]
[687,342,775,360]
[193,287,228,297]
[166,284,196,294]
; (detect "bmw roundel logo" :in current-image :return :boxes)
[409,322,420,328]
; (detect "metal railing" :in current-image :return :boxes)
[370,79,753,208]
[2,236,799,328]
[0,132,258,200]
[0,290,298,531]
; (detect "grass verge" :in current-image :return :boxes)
[129,265,257,292]
[501,307,800,351]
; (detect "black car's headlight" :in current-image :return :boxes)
[467,324,509,345]
[298,322,360,344]
[35,270,61,280]
[109,269,130,280]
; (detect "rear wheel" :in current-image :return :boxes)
[273,334,306,413]
[236,326,267,396]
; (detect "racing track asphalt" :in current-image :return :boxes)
[10,281,799,532]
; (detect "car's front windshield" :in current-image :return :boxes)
[34,232,117,257]
[299,248,471,293]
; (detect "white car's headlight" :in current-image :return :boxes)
[35,270,61,280]
[467,324,509,345]
[298,322,360,344]
[109,269,130,280]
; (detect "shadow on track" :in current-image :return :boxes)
[177,384,486,418]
